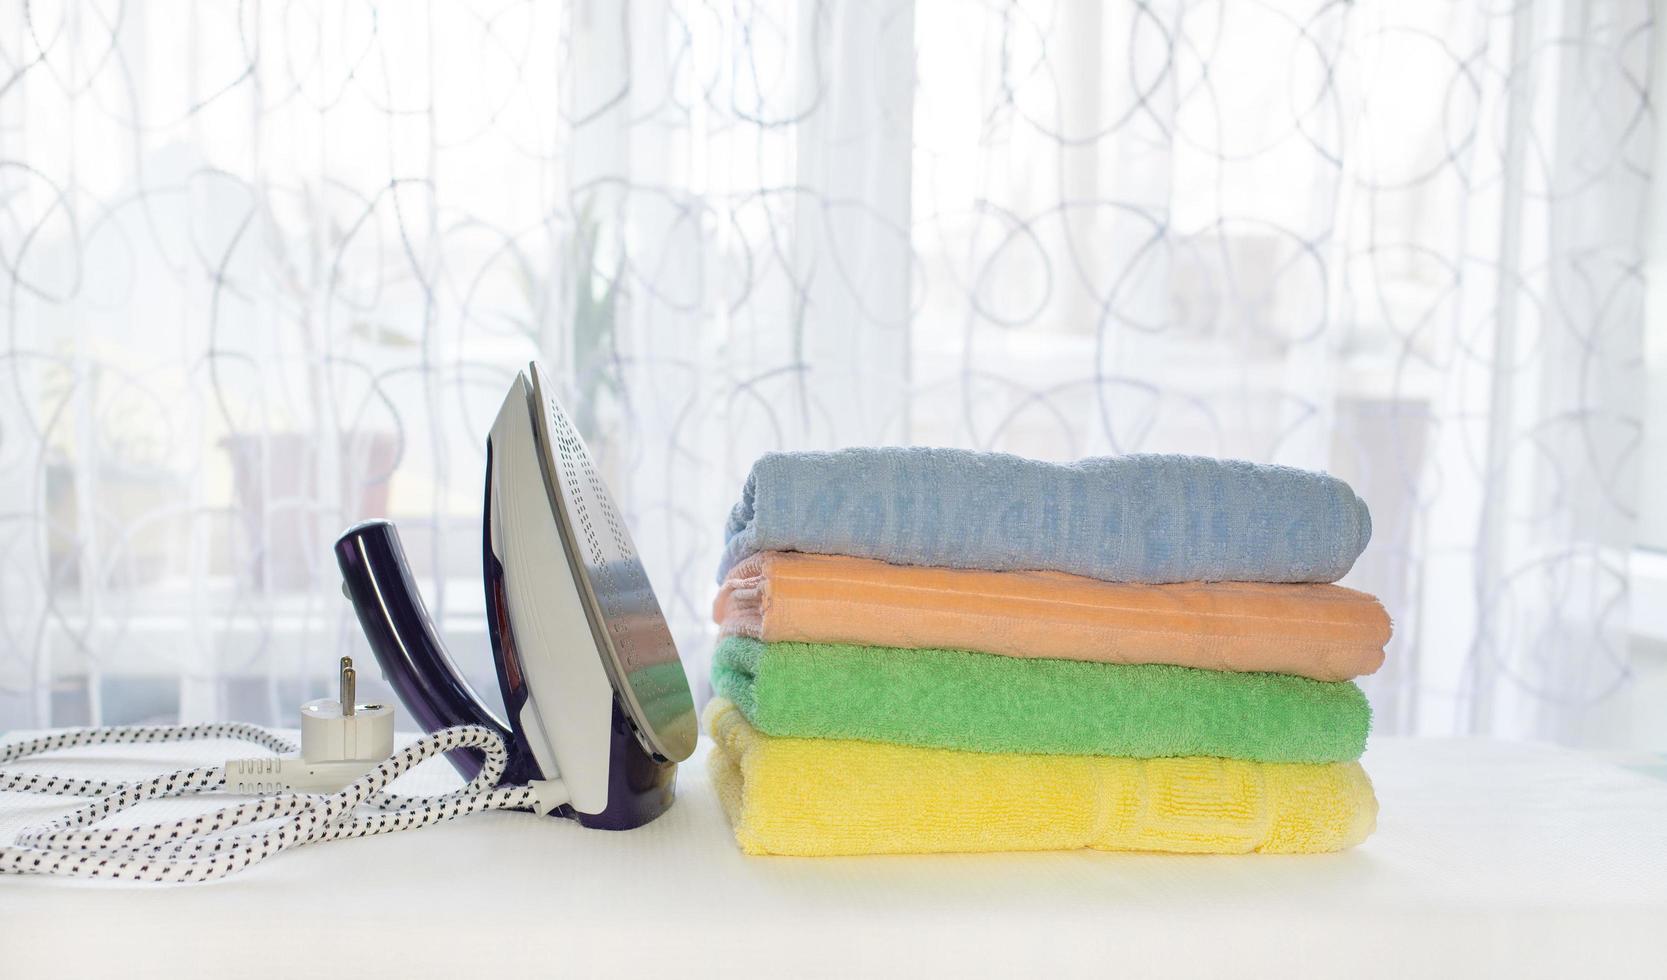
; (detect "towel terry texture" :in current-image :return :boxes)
[715,551,1390,682]
[705,698,1378,856]
[716,448,1372,585]
[710,636,1370,764]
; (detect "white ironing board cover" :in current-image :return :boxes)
[1,733,1664,979]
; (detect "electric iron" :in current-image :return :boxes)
[332,362,698,830]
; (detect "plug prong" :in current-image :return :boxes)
[340,657,356,716]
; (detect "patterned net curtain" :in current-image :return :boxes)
[0,0,1653,740]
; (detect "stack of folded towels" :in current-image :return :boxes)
[705,448,1387,857]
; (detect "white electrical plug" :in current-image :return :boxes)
[300,657,395,763]
[223,657,396,795]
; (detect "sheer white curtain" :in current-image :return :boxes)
[0,0,1652,742]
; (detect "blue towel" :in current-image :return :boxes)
[717,448,1371,585]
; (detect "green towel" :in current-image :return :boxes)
[711,636,1370,763]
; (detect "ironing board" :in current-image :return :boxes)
[1,733,1664,979]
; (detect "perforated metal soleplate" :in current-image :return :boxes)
[525,363,698,763]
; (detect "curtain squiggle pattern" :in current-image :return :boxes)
[0,0,1652,742]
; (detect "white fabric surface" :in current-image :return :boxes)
[1,733,1664,979]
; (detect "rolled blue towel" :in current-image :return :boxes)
[717,448,1371,585]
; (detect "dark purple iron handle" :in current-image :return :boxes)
[333,520,510,781]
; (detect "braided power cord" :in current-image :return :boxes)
[0,724,539,883]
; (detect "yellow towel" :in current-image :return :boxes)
[705,698,1377,856]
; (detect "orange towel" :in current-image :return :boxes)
[714,552,1389,682]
